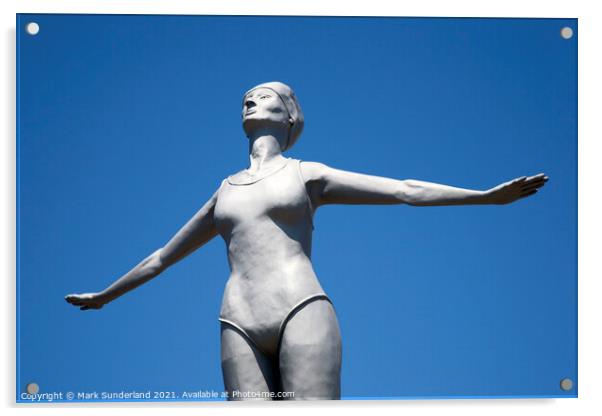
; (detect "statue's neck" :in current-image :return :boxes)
[248,130,287,172]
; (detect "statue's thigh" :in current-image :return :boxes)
[279,299,342,400]
[220,323,279,400]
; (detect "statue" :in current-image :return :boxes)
[65,81,548,400]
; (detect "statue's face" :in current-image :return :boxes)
[242,87,290,134]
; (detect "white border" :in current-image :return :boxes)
[3,1,600,415]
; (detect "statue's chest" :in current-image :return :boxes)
[214,164,309,235]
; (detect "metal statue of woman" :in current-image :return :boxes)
[65,81,548,400]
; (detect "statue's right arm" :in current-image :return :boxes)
[65,188,220,310]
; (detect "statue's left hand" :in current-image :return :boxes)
[486,173,549,205]
[64,292,108,311]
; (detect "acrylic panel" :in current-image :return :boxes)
[16,14,577,402]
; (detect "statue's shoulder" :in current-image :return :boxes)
[298,160,328,182]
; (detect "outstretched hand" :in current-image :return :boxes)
[487,173,549,205]
[65,292,107,311]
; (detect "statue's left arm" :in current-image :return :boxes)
[300,162,548,207]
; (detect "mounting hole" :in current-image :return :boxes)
[560,27,573,39]
[560,378,573,391]
[25,22,40,36]
[26,383,39,394]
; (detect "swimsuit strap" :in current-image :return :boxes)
[276,293,333,356]
[218,318,269,355]
[220,293,334,359]
[226,158,292,186]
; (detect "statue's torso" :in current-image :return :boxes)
[213,158,326,354]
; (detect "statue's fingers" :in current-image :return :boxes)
[526,173,545,182]
[65,296,80,305]
[523,177,546,189]
[66,294,87,304]
[522,181,545,192]
[71,298,90,306]
[526,173,546,182]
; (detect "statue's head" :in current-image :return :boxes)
[242,81,304,152]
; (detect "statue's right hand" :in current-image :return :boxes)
[64,292,108,311]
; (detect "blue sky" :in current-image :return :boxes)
[17,14,577,401]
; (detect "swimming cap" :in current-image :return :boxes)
[243,81,304,152]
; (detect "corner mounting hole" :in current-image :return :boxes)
[560,27,573,39]
[26,382,39,394]
[560,378,573,391]
[26,22,40,36]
